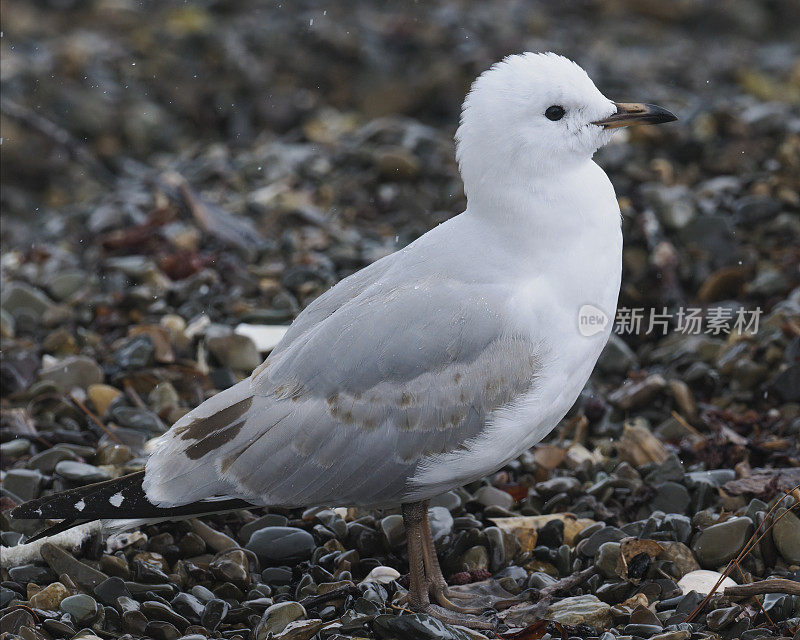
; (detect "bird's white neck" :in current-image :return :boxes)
[464,159,618,243]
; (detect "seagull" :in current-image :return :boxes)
[13,52,676,628]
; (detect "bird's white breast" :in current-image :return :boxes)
[409,160,622,496]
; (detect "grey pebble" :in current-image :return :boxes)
[54,460,110,483]
[692,516,753,568]
[60,594,99,624]
[3,469,45,501]
[245,526,316,565]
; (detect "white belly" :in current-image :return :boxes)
[407,161,623,499]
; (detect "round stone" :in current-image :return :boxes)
[254,601,306,637]
[474,485,515,510]
[772,508,800,564]
[29,582,69,611]
[693,517,753,568]
[595,542,622,578]
[54,460,111,483]
[245,527,315,565]
[60,594,99,623]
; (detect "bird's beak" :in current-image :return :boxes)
[592,102,677,129]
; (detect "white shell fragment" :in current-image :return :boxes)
[678,569,737,595]
[359,565,401,584]
[234,323,289,352]
[105,530,147,553]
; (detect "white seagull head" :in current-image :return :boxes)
[455,52,676,199]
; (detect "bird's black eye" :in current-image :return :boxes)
[545,105,565,121]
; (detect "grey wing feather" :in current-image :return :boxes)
[145,267,540,508]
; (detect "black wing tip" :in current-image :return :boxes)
[10,468,256,526]
[23,519,85,543]
[9,470,147,521]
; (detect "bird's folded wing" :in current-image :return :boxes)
[145,274,540,507]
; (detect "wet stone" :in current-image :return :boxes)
[1,282,56,320]
[100,554,131,579]
[141,601,190,632]
[40,543,108,591]
[686,469,736,487]
[692,516,753,568]
[429,491,462,511]
[596,542,622,578]
[771,363,800,402]
[706,605,741,630]
[581,526,627,557]
[27,447,79,473]
[771,508,800,563]
[239,514,290,543]
[3,469,45,501]
[94,576,132,605]
[206,332,261,372]
[41,619,77,637]
[8,564,55,586]
[659,541,701,578]
[598,335,639,374]
[110,406,165,433]
[145,620,181,640]
[461,545,489,572]
[46,270,90,301]
[1,438,31,458]
[380,514,405,547]
[170,592,205,620]
[60,593,100,623]
[209,548,252,587]
[474,485,515,510]
[38,355,104,391]
[201,598,230,631]
[651,482,691,515]
[87,383,123,417]
[663,514,692,543]
[190,585,216,602]
[625,623,664,636]
[54,460,111,483]
[246,526,315,565]
[546,594,613,630]
[114,335,156,369]
[253,601,306,638]
[178,532,207,556]
[537,518,565,548]
[28,581,69,611]
[0,609,36,635]
[261,566,293,585]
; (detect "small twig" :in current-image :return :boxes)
[0,97,115,184]
[123,379,148,409]
[523,566,598,620]
[69,393,122,445]
[670,410,704,438]
[725,579,800,599]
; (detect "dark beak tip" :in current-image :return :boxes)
[593,102,678,128]
[648,104,678,124]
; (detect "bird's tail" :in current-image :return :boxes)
[11,470,253,543]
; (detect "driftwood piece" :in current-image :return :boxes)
[724,578,800,598]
